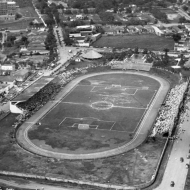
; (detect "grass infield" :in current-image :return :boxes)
[28,73,160,154]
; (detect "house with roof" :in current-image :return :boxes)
[13,68,29,82]
[184,24,190,32]
[135,25,144,33]
[127,26,137,33]
[172,26,183,34]
[151,26,164,36]
[103,25,125,35]
[143,25,154,33]
[27,46,49,55]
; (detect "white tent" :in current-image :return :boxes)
[81,50,102,60]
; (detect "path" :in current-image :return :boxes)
[16,71,170,160]
[0,178,78,190]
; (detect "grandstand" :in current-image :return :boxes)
[10,77,54,114]
[109,54,153,71]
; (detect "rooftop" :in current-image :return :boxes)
[14,68,29,76]
[12,77,54,102]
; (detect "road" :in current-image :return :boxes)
[0,178,78,190]
[155,100,190,190]
[178,8,190,20]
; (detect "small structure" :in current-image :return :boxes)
[81,50,102,60]
[151,26,164,36]
[13,68,29,82]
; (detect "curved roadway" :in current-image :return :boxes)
[16,71,170,160]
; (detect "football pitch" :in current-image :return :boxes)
[27,73,161,155]
[93,34,174,51]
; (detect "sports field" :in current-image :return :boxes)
[28,73,160,154]
[93,34,174,51]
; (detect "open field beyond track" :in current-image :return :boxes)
[93,34,174,51]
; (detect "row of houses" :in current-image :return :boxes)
[102,25,155,35]
[20,29,49,55]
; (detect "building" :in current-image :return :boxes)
[13,68,29,82]
[76,14,85,20]
[151,26,164,36]
[0,0,17,21]
[81,50,102,60]
[0,64,15,75]
[103,25,125,35]
[10,76,54,114]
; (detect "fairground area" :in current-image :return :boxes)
[28,73,160,154]
[93,34,174,51]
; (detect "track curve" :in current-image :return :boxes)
[16,71,170,160]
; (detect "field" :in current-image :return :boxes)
[0,18,33,30]
[18,7,39,18]
[93,34,174,51]
[28,73,160,154]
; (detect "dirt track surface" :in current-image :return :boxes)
[16,71,170,160]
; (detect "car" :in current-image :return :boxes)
[180,157,184,162]
[187,155,190,159]
[186,164,189,169]
[170,181,175,187]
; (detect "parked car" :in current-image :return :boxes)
[170,181,175,187]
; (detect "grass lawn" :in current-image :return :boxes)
[0,18,33,30]
[18,7,39,18]
[93,34,174,51]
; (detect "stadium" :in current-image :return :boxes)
[3,60,187,188]
[16,71,170,160]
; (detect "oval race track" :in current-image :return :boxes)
[16,71,170,160]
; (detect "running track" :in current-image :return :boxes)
[16,71,170,160]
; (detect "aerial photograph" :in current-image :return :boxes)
[1,0,190,190]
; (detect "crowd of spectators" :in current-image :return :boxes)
[150,82,188,137]
[17,82,61,115]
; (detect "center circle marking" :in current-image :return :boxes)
[91,101,113,110]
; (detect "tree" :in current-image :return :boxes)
[143,48,148,54]
[163,48,169,57]
[172,33,181,43]
[98,12,114,22]
[179,16,187,24]
[15,13,22,20]
[134,46,139,54]
[182,5,188,12]
[83,8,88,14]
[64,9,72,14]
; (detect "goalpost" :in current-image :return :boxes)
[78,124,90,130]
[112,84,121,88]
